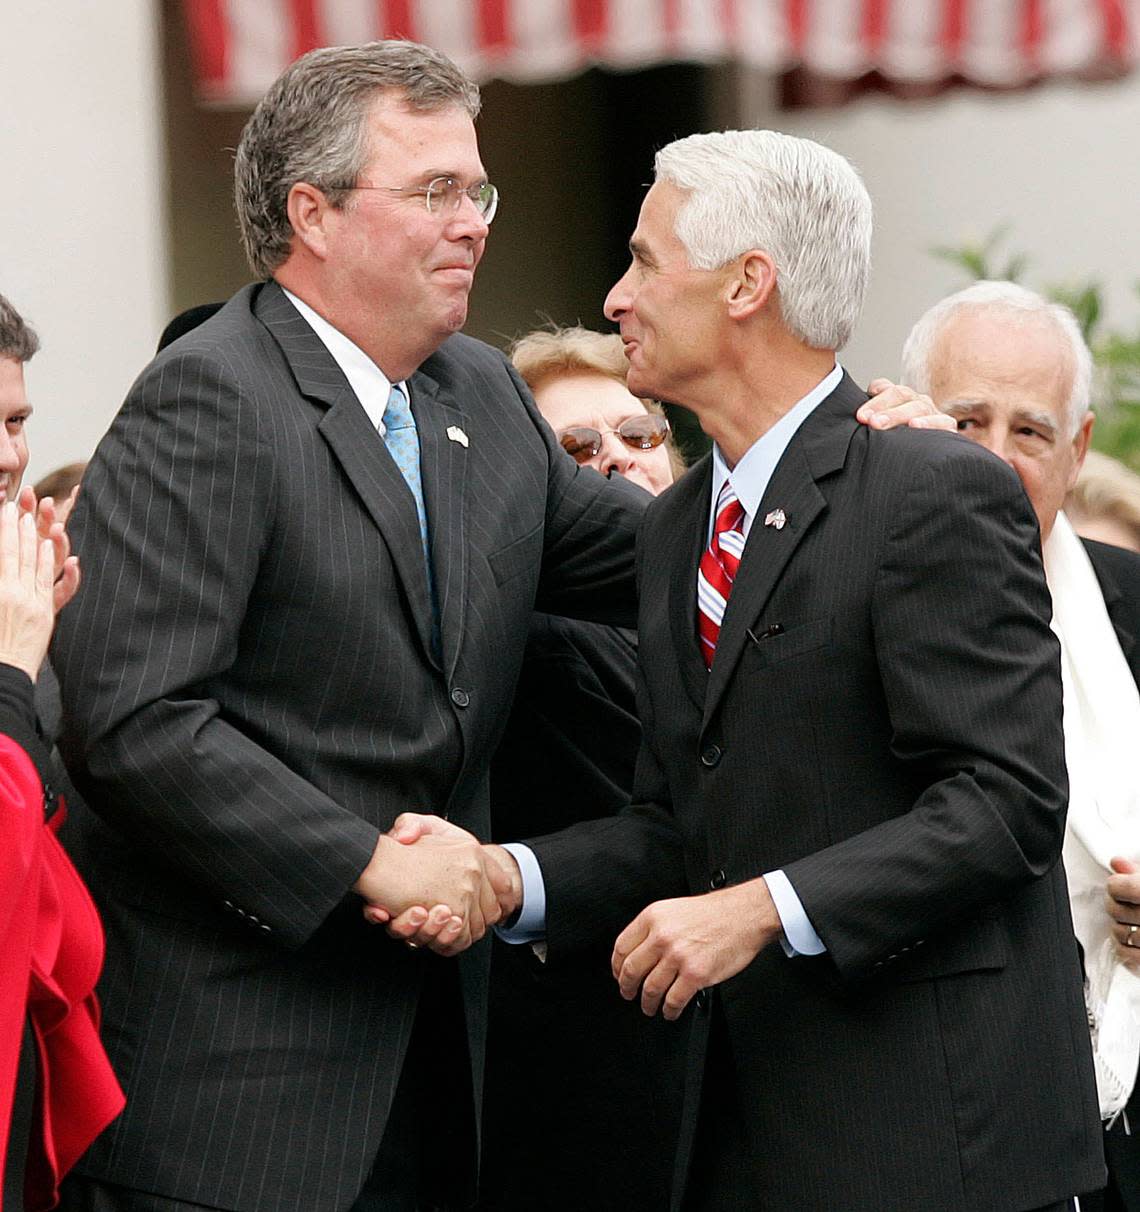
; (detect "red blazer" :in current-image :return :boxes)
[1,730,124,1211]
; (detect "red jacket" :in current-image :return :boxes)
[1,726,124,1210]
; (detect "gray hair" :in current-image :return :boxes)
[900,280,1093,437]
[235,40,481,280]
[0,293,39,363]
[654,130,872,351]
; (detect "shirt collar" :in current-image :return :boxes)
[280,287,405,434]
[709,362,842,536]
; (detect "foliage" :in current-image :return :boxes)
[931,231,1140,470]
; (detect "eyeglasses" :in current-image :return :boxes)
[337,175,499,223]
[558,414,671,463]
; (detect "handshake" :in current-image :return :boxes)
[353,813,523,955]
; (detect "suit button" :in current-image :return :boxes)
[709,869,727,890]
[450,688,470,708]
[222,900,235,912]
[695,990,710,1011]
[700,744,722,768]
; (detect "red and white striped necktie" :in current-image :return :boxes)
[697,481,747,669]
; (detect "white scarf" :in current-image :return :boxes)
[1045,512,1140,1121]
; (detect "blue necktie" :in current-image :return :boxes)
[383,384,430,557]
[382,384,440,656]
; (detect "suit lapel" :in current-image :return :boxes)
[1085,542,1138,671]
[410,370,469,678]
[702,373,866,730]
[665,458,716,712]
[256,283,438,666]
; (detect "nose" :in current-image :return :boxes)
[596,431,633,479]
[449,192,491,241]
[604,267,633,322]
[0,432,22,474]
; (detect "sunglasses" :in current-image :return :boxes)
[558,414,671,463]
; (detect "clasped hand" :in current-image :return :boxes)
[611,877,782,1021]
[354,813,521,956]
[1106,856,1140,972]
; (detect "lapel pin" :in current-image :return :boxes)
[764,508,787,530]
[446,425,469,448]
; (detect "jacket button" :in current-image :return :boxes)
[695,990,710,1011]
[700,744,722,768]
[450,688,471,708]
[709,869,727,890]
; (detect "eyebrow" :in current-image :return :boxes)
[941,399,986,417]
[941,398,1059,435]
[629,237,656,267]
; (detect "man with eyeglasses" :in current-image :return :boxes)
[49,39,649,1212]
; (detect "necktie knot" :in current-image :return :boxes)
[383,384,415,433]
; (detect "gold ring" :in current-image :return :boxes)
[1128,925,1139,948]
[406,941,421,950]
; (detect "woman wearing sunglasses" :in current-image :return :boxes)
[480,326,684,1212]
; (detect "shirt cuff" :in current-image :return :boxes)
[495,843,547,944]
[765,869,826,957]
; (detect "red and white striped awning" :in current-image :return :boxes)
[184,0,1140,105]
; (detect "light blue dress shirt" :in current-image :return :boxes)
[500,364,843,955]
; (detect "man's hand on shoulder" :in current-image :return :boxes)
[858,379,955,431]
[611,877,783,1021]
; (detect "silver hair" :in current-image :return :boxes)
[899,280,1093,438]
[0,293,39,363]
[653,130,872,351]
[234,40,481,280]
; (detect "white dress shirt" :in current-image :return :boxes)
[501,364,843,955]
[281,287,408,428]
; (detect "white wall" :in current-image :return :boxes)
[740,71,1140,393]
[0,0,168,484]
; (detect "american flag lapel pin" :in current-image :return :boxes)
[446,425,469,448]
[764,508,787,530]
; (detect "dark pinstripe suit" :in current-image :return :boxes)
[529,374,1105,1211]
[50,281,644,1211]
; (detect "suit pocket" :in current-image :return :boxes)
[487,523,543,587]
[894,913,1009,983]
[744,615,832,667]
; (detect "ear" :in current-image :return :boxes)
[725,250,777,321]
[1066,410,1095,491]
[286,181,334,260]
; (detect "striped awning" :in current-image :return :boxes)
[184,0,1140,105]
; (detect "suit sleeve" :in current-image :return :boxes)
[783,451,1069,981]
[52,350,379,949]
[524,529,688,958]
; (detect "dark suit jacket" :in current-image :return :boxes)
[50,281,645,1212]
[1083,537,1140,1212]
[481,615,684,1211]
[529,373,1104,1211]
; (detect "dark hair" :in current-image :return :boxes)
[0,293,40,363]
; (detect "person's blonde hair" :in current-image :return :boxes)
[1065,450,1140,550]
[509,326,684,479]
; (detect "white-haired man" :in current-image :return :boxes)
[448,131,1105,1210]
[903,281,1140,1212]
